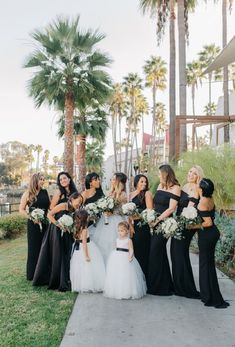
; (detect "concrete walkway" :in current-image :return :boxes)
[60,253,235,347]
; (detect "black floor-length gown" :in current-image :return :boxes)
[33,197,73,291]
[85,189,104,227]
[148,190,180,295]
[132,193,151,280]
[27,189,50,280]
[170,192,200,298]
[198,208,229,308]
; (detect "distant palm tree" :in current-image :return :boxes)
[42,149,50,176]
[34,145,43,171]
[155,102,167,164]
[186,61,203,116]
[24,16,112,176]
[143,56,167,162]
[86,141,105,175]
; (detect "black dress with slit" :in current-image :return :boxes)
[26,189,50,280]
[170,191,200,298]
[198,208,229,308]
[132,192,151,279]
[33,196,74,291]
[148,190,179,295]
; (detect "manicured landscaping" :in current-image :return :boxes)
[0,235,77,347]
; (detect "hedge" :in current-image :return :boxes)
[0,213,27,240]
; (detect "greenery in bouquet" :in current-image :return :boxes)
[155,217,182,239]
[121,202,140,217]
[29,208,48,231]
[56,214,74,236]
[177,206,202,230]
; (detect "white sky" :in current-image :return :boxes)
[0,0,234,162]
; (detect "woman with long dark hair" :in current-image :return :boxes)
[148,165,181,295]
[129,174,153,279]
[170,165,203,299]
[82,172,104,205]
[189,178,229,308]
[33,192,83,291]
[50,171,77,209]
[19,173,50,280]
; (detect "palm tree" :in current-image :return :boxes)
[143,56,167,162]
[34,145,43,171]
[26,144,35,174]
[24,16,112,176]
[57,105,108,189]
[155,102,167,164]
[204,102,217,116]
[86,141,105,175]
[42,149,50,176]
[123,73,142,175]
[186,61,203,116]
[135,94,149,150]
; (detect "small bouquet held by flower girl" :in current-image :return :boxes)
[85,202,101,226]
[178,206,201,229]
[96,196,116,225]
[56,214,74,236]
[155,217,182,240]
[29,208,46,231]
[121,202,139,217]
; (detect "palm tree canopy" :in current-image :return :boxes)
[24,16,113,109]
[143,56,167,89]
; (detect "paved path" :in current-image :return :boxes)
[60,253,235,347]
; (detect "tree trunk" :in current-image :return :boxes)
[178,0,187,153]
[124,126,131,175]
[152,82,156,164]
[192,86,195,116]
[119,114,122,170]
[112,112,118,171]
[169,0,176,162]
[77,134,86,191]
[209,73,212,143]
[222,0,230,143]
[64,93,75,176]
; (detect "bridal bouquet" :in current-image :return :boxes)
[178,206,201,229]
[96,196,116,225]
[138,208,159,233]
[56,214,74,236]
[29,208,46,231]
[121,202,139,217]
[85,202,101,226]
[155,217,182,239]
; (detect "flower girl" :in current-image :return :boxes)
[70,209,105,293]
[104,221,147,300]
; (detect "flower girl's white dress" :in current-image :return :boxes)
[70,233,105,293]
[103,237,147,299]
[91,205,127,263]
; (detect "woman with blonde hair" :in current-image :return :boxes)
[171,165,204,298]
[92,172,128,263]
[19,173,50,280]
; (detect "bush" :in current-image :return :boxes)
[0,213,27,240]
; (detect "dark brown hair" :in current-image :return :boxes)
[74,209,89,240]
[134,174,149,204]
[159,164,180,189]
[67,192,83,213]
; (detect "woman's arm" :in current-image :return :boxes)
[189,199,213,229]
[50,190,61,210]
[128,239,134,262]
[82,228,90,262]
[19,192,29,217]
[48,203,67,225]
[156,186,181,223]
[145,191,153,209]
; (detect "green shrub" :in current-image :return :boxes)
[174,145,235,210]
[0,213,27,240]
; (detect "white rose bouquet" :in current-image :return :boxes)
[96,196,116,225]
[178,206,201,229]
[29,208,47,231]
[56,214,74,236]
[155,217,182,239]
[85,202,101,226]
[137,208,159,233]
[121,202,139,217]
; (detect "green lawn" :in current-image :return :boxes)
[0,235,77,347]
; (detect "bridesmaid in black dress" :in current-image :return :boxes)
[129,174,153,279]
[148,164,181,295]
[189,178,229,308]
[82,172,104,205]
[19,173,50,280]
[170,165,203,298]
[50,171,78,209]
[33,192,83,291]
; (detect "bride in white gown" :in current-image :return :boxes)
[91,172,128,263]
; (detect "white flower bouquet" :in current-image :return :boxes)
[57,214,74,236]
[178,206,202,229]
[155,217,182,239]
[96,196,116,225]
[85,202,101,226]
[121,202,139,217]
[137,208,159,233]
[29,208,46,231]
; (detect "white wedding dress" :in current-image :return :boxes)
[103,237,147,299]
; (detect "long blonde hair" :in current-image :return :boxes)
[111,173,127,202]
[191,165,204,185]
[27,173,43,205]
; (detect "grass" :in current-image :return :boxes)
[0,235,77,347]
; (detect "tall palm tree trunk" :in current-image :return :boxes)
[178,0,187,153]
[112,112,118,171]
[152,83,156,164]
[223,0,230,143]
[64,93,75,176]
[124,127,131,175]
[119,114,122,170]
[77,134,86,191]
[169,0,176,162]
[208,73,213,143]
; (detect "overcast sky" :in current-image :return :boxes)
[0,0,234,161]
